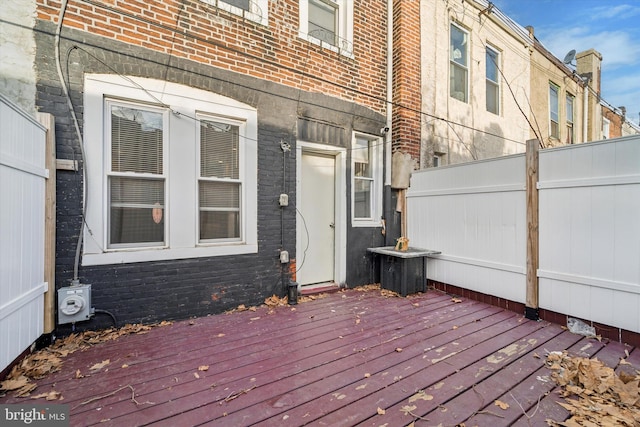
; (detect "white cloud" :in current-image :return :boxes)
[589,4,640,20]
[538,27,640,69]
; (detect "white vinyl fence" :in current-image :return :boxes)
[0,94,48,373]
[407,135,640,333]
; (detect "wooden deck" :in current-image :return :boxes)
[1,287,638,426]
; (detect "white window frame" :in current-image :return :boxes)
[485,45,500,115]
[351,133,382,227]
[199,0,268,26]
[603,117,610,139]
[566,93,574,144]
[83,74,258,266]
[299,0,354,57]
[450,23,469,103]
[549,83,560,139]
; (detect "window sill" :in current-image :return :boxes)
[298,32,354,59]
[352,219,383,228]
[82,244,258,266]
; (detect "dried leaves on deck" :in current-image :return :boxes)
[0,322,169,398]
[546,351,640,426]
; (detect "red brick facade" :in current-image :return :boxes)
[392,0,421,165]
[37,0,388,114]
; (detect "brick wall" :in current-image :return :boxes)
[33,0,387,329]
[36,0,387,114]
[392,0,421,165]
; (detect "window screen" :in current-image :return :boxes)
[199,120,241,241]
[108,104,165,247]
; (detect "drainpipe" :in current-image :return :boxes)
[582,76,590,142]
[385,0,393,186]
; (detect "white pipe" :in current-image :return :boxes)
[583,78,589,142]
[385,0,393,186]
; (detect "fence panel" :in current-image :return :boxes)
[407,154,527,303]
[538,136,640,332]
[0,94,47,373]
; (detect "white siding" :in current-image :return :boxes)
[0,94,47,372]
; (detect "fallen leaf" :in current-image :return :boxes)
[217,333,225,338]
[451,298,462,303]
[250,317,261,321]
[409,390,434,403]
[194,372,200,379]
[75,369,84,379]
[355,318,361,325]
[364,373,371,378]
[89,359,110,372]
[198,365,209,371]
[249,306,257,312]
[495,400,509,410]
[400,405,417,415]
[533,353,540,359]
[377,407,386,415]
[395,348,403,352]
[121,364,129,369]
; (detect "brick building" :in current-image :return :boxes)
[29,0,412,328]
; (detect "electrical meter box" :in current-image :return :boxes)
[58,284,93,324]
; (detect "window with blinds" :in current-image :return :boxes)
[108,103,166,247]
[199,119,242,241]
[353,137,373,219]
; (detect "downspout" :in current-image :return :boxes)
[385,0,393,186]
[582,77,589,142]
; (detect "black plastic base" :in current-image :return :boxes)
[524,306,540,321]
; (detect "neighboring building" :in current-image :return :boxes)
[0,0,37,114]
[527,26,605,148]
[419,0,532,166]
[29,0,392,327]
[602,104,640,138]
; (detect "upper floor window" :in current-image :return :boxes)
[549,83,560,139]
[486,46,500,114]
[352,134,382,227]
[299,0,354,56]
[450,24,469,103]
[83,75,258,266]
[199,0,268,26]
[603,117,610,139]
[566,94,574,144]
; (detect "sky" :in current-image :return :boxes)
[493,0,640,126]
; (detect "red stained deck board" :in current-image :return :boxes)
[312,317,542,426]
[92,295,494,425]
[205,307,512,426]
[2,289,639,427]
[467,332,606,426]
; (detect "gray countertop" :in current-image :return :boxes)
[367,246,441,258]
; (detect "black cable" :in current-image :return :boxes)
[94,309,118,327]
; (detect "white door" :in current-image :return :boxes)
[298,152,335,286]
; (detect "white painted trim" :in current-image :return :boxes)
[537,174,640,189]
[296,141,347,286]
[0,282,48,321]
[82,74,258,265]
[538,269,640,295]
[351,132,383,228]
